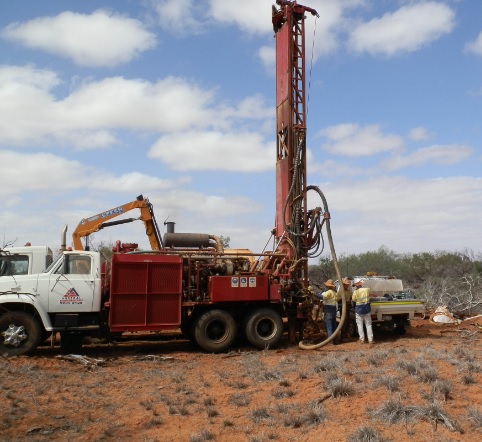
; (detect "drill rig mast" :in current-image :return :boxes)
[271,1,323,341]
[272,2,344,346]
[273,0,320,273]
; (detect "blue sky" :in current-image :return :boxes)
[1,0,481,260]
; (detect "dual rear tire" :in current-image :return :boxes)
[193,308,283,353]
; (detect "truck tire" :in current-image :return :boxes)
[244,308,283,349]
[0,311,42,357]
[193,309,237,353]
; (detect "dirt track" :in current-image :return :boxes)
[2,318,481,442]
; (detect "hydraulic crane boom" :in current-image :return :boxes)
[72,195,163,251]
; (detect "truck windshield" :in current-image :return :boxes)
[0,254,29,276]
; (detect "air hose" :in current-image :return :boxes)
[299,186,346,350]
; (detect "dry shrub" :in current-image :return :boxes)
[467,407,482,430]
[229,392,250,407]
[189,429,215,442]
[372,374,400,392]
[417,401,463,433]
[324,374,354,398]
[250,407,271,423]
[368,397,418,426]
[347,425,387,442]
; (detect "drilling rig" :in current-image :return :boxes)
[271,1,342,344]
[0,1,344,357]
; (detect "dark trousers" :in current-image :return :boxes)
[323,304,337,338]
[338,302,352,337]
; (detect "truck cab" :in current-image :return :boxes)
[0,246,53,277]
[0,251,103,356]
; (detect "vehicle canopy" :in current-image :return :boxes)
[352,275,403,297]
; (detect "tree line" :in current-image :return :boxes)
[308,246,482,316]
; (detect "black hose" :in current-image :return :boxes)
[299,186,345,350]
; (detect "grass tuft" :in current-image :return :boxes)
[347,425,386,442]
[417,401,463,433]
[271,387,295,399]
[325,375,354,398]
[467,407,482,430]
[250,407,271,423]
[189,430,215,442]
[229,392,250,407]
[369,397,418,425]
[372,375,400,392]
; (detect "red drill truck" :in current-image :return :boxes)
[1,2,340,356]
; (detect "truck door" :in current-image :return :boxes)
[48,254,97,312]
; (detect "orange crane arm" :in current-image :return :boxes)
[72,195,162,251]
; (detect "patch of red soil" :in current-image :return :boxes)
[1,319,481,441]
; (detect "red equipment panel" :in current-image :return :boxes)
[109,254,182,331]
[209,275,270,302]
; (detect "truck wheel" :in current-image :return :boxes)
[244,308,283,349]
[193,309,237,353]
[0,311,42,357]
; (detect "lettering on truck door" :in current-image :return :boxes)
[48,255,96,312]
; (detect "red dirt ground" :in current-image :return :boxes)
[1,317,481,442]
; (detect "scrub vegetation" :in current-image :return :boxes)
[310,247,482,315]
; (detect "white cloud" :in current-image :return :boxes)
[0,151,84,196]
[2,10,157,67]
[148,130,274,171]
[208,0,272,35]
[90,172,183,194]
[0,150,179,197]
[61,76,216,132]
[382,144,473,170]
[0,65,275,161]
[0,66,271,149]
[464,31,482,56]
[308,0,354,58]
[257,45,275,74]
[0,149,264,250]
[149,0,205,35]
[0,64,61,89]
[320,123,404,157]
[408,127,430,141]
[219,94,273,121]
[150,190,261,218]
[348,2,455,56]
[323,175,482,254]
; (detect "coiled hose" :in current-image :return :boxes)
[299,186,346,350]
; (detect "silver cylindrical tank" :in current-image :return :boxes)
[163,233,211,248]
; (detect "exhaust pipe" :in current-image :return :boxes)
[59,225,68,253]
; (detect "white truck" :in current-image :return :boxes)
[0,246,54,277]
[342,275,425,336]
[0,250,104,356]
